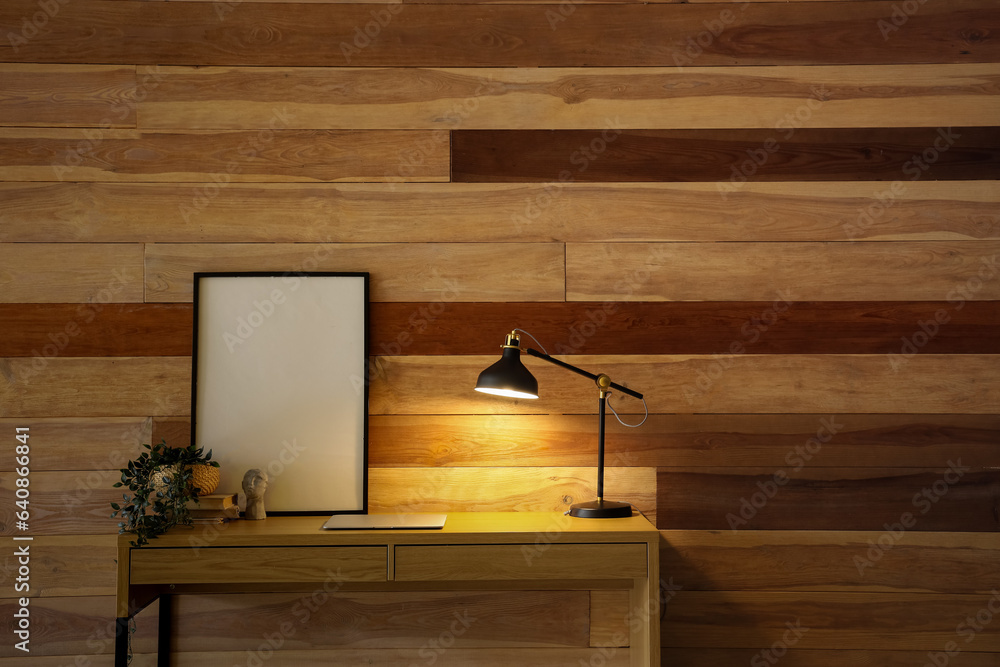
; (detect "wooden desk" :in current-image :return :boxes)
[115,511,660,666]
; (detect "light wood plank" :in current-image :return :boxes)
[567,242,1000,301]
[368,354,1000,415]
[1,471,123,536]
[144,243,565,302]
[0,418,149,470]
[0,536,116,597]
[0,128,448,182]
[0,64,138,128]
[661,530,1000,594]
[139,64,1000,130]
[2,181,998,243]
[0,357,189,419]
[661,591,1000,650]
[367,414,1000,468]
[0,244,144,303]
[368,467,657,517]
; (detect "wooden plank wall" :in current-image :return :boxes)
[1,0,999,664]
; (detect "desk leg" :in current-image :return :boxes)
[158,595,172,667]
[115,617,129,667]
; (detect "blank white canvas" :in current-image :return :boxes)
[194,274,367,512]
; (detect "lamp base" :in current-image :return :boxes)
[568,500,633,519]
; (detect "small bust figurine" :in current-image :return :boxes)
[242,468,268,520]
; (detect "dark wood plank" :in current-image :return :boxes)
[2,1,997,66]
[661,591,1000,650]
[452,127,1000,182]
[172,590,590,651]
[371,301,1000,356]
[660,649,1000,667]
[0,304,192,357]
[656,467,1000,531]
[367,414,1000,468]
[0,129,448,182]
[660,530,1000,593]
[0,596,157,658]
[2,301,997,357]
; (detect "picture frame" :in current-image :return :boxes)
[191,272,369,514]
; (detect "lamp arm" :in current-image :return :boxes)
[524,348,644,400]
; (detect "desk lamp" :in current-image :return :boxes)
[475,330,645,518]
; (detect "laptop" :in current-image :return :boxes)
[321,513,447,530]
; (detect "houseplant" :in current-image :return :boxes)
[111,440,221,547]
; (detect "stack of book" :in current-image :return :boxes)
[187,493,239,523]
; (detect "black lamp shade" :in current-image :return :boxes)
[474,346,539,399]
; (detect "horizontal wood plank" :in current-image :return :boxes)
[0,64,138,128]
[171,590,592,650]
[0,128,448,182]
[0,304,192,357]
[661,591,1000,650]
[144,243,566,302]
[369,354,1000,415]
[453,127,1000,182]
[0,471,122,536]
[2,1,997,66]
[0,357,189,419]
[139,64,1000,130]
[567,242,1000,301]
[656,466,1000,531]
[0,244,144,303]
[20,649,626,667]
[367,414,1000,468]
[661,530,1000,594]
[0,418,149,471]
[370,300,1000,355]
[368,467,656,517]
[3,181,997,243]
[659,650,1000,667]
[0,536,117,597]
[0,596,157,658]
[4,300,998,357]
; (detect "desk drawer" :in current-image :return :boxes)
[131,546,387,585]
[395,543,646,581]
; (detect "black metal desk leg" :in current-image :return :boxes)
[115,617,129,667]
[158,595,172,667]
